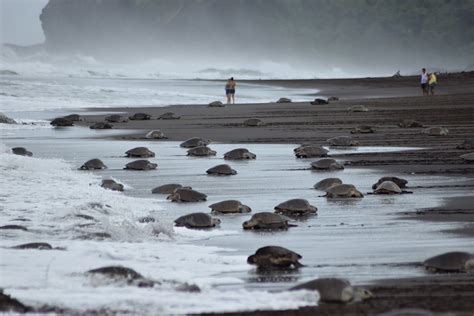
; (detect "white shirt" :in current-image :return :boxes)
[421,73,428,84]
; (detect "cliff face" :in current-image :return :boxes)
[40,0,474,69]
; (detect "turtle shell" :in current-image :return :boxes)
[224,148,256,160]
[174,213,219,228]
[125,147,155,158]
[206,164,237,175]
[374,181,402,194]
[314,178,343,191]
[168,188,207,202]
[187,146,217,157]
[423,251,474,272]
[180,137,211,148]
[311,158,344,170]
[294,146,328,158]
[80,159,107,170]
[274,199,317,216]
[124,160,157,170]
[209,200,251,213]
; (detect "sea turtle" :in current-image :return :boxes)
[294,145,328,158]
[325,184,364,198]
[0,291,29,313]
[50,117,73,126]
[224,148,256,160]
[89,122,113,129]
[105,114,128,123]
[11,242,53,250]
[422,127,448,136]
[174,213,220,229]
[180,137,211,148]
[101,179,124,192]
[86,266,154,287]
[274,199,317,217]
[145,130,166,139]
[242,212,293,230]
[243,118,265,127]
[152,184,191,194]
[347,105,369,112]
[0,113,17,124]
[423,251,474,273]
[290,278,373,303]
[12,147,32,157]
[371,176,408,189]
[125,147,155,158]
[373,181,402,194]
[247,246,303,270]
[187,146,217,157]
[327,136,359,146]
[129,113,151,120]
[328,96,339,102]
[209,200,251,214]
[206,164,237,175]
[80,159,107,170]
[351,125,375,134]
[398,119,423,128]
[159,112,181,120]
[277,97,292,103]
[311,98,328,105]
[311,158,344,170]
[313,178,343,191]
[0,225,28,231]
[124,160,157,170]
[63,114,82,121]
[167,188,207,202]
[457,139,474,150]
[209,101,224,107]
[460,152,474,162]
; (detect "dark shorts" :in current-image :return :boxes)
[226,89,235,95]
[421,83,427,90]
[429,83,436,90]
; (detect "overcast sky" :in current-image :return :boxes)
[0,0,48,45]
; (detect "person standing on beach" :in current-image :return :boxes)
[420,68,429,96]
[225,77,236,104]
[428,72,437,96]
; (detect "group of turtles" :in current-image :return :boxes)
[6,107,474,308]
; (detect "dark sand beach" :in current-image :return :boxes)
[73,72,474,315]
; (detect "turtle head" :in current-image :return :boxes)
[465,258,474,271]
[247,255,256,264]
[353,287,374,302]
[352,190,364,198]
[242,219,257,230]
[212,218,221,226]
[239,205,252,213]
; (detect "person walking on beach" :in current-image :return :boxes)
[420,68,429,96]
[428,72,437,96]
[225,77,236,104]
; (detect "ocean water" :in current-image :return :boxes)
[1,125,473,314]
[1,59,473,314]
[1,49,318,116]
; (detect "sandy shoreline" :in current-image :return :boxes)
[68,73,474,315]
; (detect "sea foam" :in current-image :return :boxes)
[0,147,318,314]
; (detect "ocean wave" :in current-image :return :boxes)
[0,148,318,313]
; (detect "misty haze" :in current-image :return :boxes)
[1,1,474,315]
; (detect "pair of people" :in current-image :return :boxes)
[225,77,236,104]
[420,68,437,96]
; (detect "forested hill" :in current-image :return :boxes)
[40,0,474,70]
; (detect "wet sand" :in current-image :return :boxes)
[72,72,474,315]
